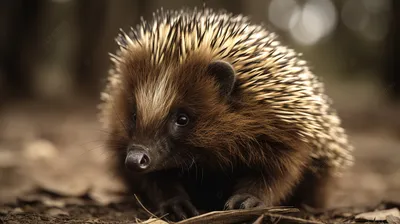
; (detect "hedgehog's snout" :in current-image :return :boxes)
[125,144,151,172]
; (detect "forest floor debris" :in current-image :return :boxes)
[0,100,400,223]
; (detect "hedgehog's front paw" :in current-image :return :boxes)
[157,196,199,221]
[225,193,266,210]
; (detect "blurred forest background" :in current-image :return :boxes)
[0,0,399,212]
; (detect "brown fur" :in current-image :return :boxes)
[100,8,352,221]
[106,49,330,216]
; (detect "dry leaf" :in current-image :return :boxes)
[138,218,169,224]
[355,208,400,221]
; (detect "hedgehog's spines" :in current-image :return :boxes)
[129,27,141,46]
[100,7,354,177]
[140,16,147,32]
[115,37,127,51]
[108,52,122,64]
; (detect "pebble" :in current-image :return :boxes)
[10,208,23,215]
[42,198,66,208]
[46,208,69,217]
[23,139,58,161]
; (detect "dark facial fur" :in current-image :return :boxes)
[109,50,238,173]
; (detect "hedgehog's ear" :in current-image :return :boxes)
[207,60,236,97]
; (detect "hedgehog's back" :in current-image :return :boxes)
[104,8,353,176]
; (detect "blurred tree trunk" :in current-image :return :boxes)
[73,0,152,99]
[74,0,109,98]
[384,0,400,101]
[0,0,42,100]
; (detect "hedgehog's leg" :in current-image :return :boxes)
[224,169,304,210]
[284,167,334,209]
[142,173,200,221]
[156,184,200,221]
[225,142,311,210]
[224,192,266,209]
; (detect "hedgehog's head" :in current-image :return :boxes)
[108,51,240,174]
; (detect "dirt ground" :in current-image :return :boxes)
[0,81,400,223]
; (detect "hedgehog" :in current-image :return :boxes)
[98,7,354,221]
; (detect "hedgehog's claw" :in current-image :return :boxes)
[158,196,199,221]
[225,193,266,210]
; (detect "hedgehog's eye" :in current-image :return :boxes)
[132,112,137,122]
[175,114,189,126]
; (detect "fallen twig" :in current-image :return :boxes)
[175,208,324,224]
[135,207,325,224]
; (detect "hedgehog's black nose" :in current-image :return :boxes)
[125,146,151,172]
